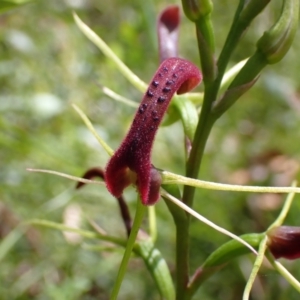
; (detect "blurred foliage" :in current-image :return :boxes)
[0,0,300,299]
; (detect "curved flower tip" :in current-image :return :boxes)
[105,57,202,205]
[157,5,180,62]
[267,226,300,260]
[75,167,105,189]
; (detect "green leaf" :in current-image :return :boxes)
[187,233,264,298]
[135,239,175,300]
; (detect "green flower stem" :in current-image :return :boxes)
[27,219,126,246]
[268,181,297,230]
[161,171,300,194]
[161,185,190,300]
[177,91,215,299]
[183,85,216,205]
[266,251,300,293]
[110,198,146,300]
[178,82,221,299]
[195,17,216,82]
[177,1,292,296]
[243,236,268,300]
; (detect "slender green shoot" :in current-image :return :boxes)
[243,236,268,300]
[162,171,300,194]
[72,103,114,156]
[27,168,104,186]
[161,189,257,255]
[266,252,300,293]
[268,181,297,230]
[102,86,138,108]
[27,219,125,246]
[73,12,147,93]
[110,197,146,299]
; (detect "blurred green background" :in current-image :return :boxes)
[1,0,300,299]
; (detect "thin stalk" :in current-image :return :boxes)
[110,198,146,299]
[183,84,217,207]
[243,236,268,300]
[177,85,216,300]
[266,251,300,293]
[176,2,251,298]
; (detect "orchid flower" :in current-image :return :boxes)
[105,57,202,205]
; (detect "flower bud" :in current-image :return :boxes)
[257,0,299,64]
[181,0,213,22]
[157,5,180,62]
[267,226,300,260]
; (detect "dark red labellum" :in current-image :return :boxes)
[105,57,202,205]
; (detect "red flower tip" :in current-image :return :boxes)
[157,5,180,62]
[105,57,202,205]
[267,226,300,260]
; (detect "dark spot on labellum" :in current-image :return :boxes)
[142,103,148,109]
[163,66,168,73]
[147,90,154,97]
[157,96,166,103]
[179,67,184,72]
[152,110,158,117]
[139,107,144,114]
[173,73,178,78]
[152,116,159,122]
[163,87,171,93]
[150,125,155,131]
[158,73,163,77]
[152,81,159,87]
[166,80,174,85]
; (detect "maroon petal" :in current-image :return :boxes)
[157,5,180,62]
[105,57,202,205]
[267,226,300,260]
